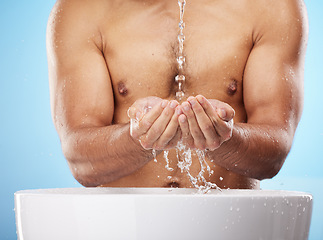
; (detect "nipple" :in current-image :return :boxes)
[227,80,238,96]
[118,82,128,96]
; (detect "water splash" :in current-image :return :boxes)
[175,142,220,193]
[164,150,174,171]
[152,149,157,162]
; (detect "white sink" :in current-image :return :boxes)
[15,188,312,240]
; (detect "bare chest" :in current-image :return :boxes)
[102,0,254,121]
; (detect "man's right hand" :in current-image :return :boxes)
[127,97,182,150]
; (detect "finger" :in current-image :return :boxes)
[153,106,180,149]
[144,100,179,144]
[188,97,219,149]
[127,105,140,120]
[196,95,233,141]
[197,95,235,122]
[166,127,182,149]
[178,114,194,148]
[216,107,235,122]
[128,97,163,120]
[136,100,169,136]
[182,101,206,149]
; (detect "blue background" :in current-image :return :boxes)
[0,1,322,239]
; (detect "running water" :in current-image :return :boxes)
[145,0,220,193]
[175,142,220,193]
[175,0,186,101]
[159,0,220,193]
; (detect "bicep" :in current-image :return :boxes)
[47,1,114,135]
[243,0,308,133]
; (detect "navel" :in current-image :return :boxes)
[227,79,238,96]
[166,181,180,188]
[117,81,128,96]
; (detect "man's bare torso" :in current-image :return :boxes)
[95,0,260,189]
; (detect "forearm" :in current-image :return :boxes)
[61,123,154,187]
[206,123,292,180]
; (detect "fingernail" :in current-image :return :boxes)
[183,103,190,112]
[218,108,226,119]
[179,115,186,123]
[189,98,197,106]
[187,96,194,101]
[170,101,178,109]
[161,100,168,108]
[196,95,204,104]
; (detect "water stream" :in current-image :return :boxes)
[175,0,186,101]
[160,0,220,193]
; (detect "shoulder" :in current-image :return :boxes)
[255,0,308,29]
[48,0,109,27]
[250,0,308,45]
[47,0,112,53]
[47,0,117,35]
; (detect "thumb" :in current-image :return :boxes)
[217,107,235,122]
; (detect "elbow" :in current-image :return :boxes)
[68,160,103,188]
[252,161,283,181]
[61,137,102,188]
[254,150,289,181]
[73,172,101,188]
[257,160,284,180]
[256,131,293,180]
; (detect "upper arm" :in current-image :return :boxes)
[243,0,308,135]
[47,0,114,138]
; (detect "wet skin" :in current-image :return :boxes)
[47,0,308,188]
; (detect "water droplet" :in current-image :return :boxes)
[178,33,185,44]
[175,74,185,83]
[177,56,185,69]
[176,91,184,100]
[178,20,185,30]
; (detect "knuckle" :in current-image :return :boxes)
[150,126,161,136]
[163,134,173,142]
[153,144,162,150]
[201,123,214,132]
[195,141,206,150]
[155,139,168,150]
[210,139,220,149]
[191,128,201,137]
[139,120,150,129]
[140,139,152,149]
[163,107,173,116]
[143,143,153,149]
[194,105,203,113]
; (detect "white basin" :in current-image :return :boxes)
[15,188,312,240]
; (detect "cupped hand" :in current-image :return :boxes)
[128,96,182,150]
[178,95,235,151]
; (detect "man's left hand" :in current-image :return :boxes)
[178,95,235,151]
